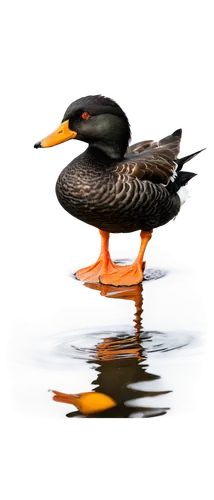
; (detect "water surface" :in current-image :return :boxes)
[10,260,203,419]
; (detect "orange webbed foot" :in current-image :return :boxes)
[75,257,120,284]
[99,262,144,287]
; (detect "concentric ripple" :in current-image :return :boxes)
[8,325,204,375]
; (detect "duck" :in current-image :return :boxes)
[34,95,204,287]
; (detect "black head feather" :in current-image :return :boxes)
[62,95,131,160]
[63,95,129,122]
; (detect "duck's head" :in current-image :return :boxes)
[34,95,131,160]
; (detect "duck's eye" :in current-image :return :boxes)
[81,111,90,120]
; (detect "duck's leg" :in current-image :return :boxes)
[99,231,152,287]
[75,230,117,284]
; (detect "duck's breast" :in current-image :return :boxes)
[56,160,180,233]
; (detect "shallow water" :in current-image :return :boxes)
[14,264,203,419]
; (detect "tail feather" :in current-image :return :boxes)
[167,147,205,195]
[177,148,206,172]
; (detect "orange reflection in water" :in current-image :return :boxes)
[87,283,143,361]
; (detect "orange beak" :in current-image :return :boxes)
[34,120,77,148]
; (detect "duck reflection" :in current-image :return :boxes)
[8,252,206,421]
[67,251,206,419]
[65,284,172,420]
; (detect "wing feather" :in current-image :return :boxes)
[116,130,182,186]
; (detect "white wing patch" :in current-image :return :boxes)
[170,161,178,182]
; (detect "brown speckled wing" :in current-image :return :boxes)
[117,130,182,185]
